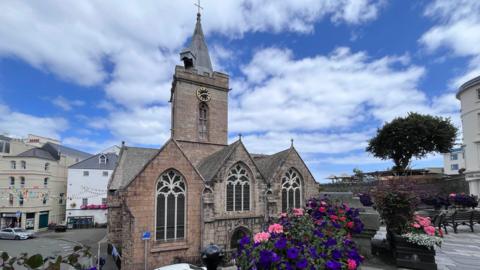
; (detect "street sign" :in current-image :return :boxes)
[15,211,21,218]
[142,231,151,240]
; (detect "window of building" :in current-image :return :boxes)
[9,177,14,187]
[44,178,48,188]
[0,140,9,153]
[44,163,49,171]
[43,196,47,205]
[20,161,26,169]
[59,193,64,204]
[10,161,16,169]
[99,154,107,164]
[82,198,88,206]
[451,164,459,171]
[156,169,186,241]
[198,102,208,140]
[102,198,107,205]
[8,194,13,206]
[281,168,303,212]
[103,171,109,177]
[450,153,458,161]
[226,163,250,212]
[19,195,24,206]
[20,177,25,188]
[83,171,89,176]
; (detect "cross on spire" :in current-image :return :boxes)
[194,0,203,15]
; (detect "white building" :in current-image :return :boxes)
[66,148,118,228]
[443,147,466,175]
[457,75,480,195]
[0,134,91,231]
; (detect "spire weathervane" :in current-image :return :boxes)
[194,0,203,15]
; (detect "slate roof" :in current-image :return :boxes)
[17,147,58,160]
[0,135,11,141]
[197,140,240,182]
[108,146,159,190]
[180,13,213,74]
[69,153,118,170]
[252,148,291,180]
[46,142,91,160]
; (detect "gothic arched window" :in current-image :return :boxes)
[198,103,208,140]
[226,163,250,211]
[156,169,186,241]
[281,168,302,212]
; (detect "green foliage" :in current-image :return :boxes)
[0,245,91,270]
[366,112,457,172]
[374,183,419,234]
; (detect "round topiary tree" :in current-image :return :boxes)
[366,112,457,172]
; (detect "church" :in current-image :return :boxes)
[107,12,319,269]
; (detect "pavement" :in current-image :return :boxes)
[435,224,480,270]
[0,228,116,270]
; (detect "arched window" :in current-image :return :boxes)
[198,103,208,140]
[99,154,107,164]
[281,168,302,212]
[230,227,251,249]
[156,169,186,241]
[226,163,250,211]
[44,163,50,171]
[21,160,26,169]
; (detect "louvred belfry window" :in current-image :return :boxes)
[199,103,208,140]
[281,168,302,212]
[156,169,186,241]
[226,163,250,211]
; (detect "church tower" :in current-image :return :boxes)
[170,12,229,146]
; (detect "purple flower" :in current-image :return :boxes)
[287,247,299,260]
[275,237,287,249]
[326,260,342,270]
[239,236,250,247]
[325,237,337,247]
[296,258,308,269]
[332,249,342,260]
[259,250,273,268]
[309,247,319,259]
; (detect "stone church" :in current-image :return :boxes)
[107,12,318,269]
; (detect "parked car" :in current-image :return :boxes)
[55,222,67,232]
[0,228,34,240]
[154,264,206,270]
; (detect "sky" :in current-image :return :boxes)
[0,0,478,182]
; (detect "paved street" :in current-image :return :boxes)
[435,224,480,270]
[0,228,115,269]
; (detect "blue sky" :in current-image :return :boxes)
[0,0,479,182]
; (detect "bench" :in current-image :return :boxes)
[442,210,475,234]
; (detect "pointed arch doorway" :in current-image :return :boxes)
[230,226,251,250]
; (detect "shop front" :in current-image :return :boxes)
[39,211,49,229]
[25,213,35,230]
[67,216,94,229]
[0,213,20,228]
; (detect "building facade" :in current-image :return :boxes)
[457,75,480,195]
[107,13,319,269]
[443,147,466,175]
[67,149,119,228]
[0,134,90,231]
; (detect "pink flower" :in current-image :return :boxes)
[347,259,357,270]
[329,215,338,221]
[339,216,346,222]
[346,221,354,229]
[449,193,456,197]
[253,232,270,243]
[320,201,327,206]
[424,226,436,236]
[268,223,284,234]
[319,207,326,213]
[280,212,287,218]
[412,223,421,228]
[293,208,304,216]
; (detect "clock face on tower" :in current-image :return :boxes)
[196,87,211,102]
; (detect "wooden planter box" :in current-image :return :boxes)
[392,234,437,270]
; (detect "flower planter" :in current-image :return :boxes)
[392,234,437,270]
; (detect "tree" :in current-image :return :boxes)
[366,112,457,172]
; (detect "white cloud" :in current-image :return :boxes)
[230,47,458,136]
[62,136,119,154]
[421,0,480,88]
[51,96,85,111]
[0,104,68,139]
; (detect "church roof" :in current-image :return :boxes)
[197,140,241,182]
[252,148,291,181]
[180,13,213,74]
[108,146,158,190]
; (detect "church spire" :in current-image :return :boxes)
[180,8,213,75]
